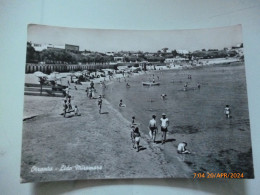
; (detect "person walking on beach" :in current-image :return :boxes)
[149,115,158,143]
[67,96,72,111]
[90,81,94,89]
[224,105,231,118]
[132,116,135,124]
[97,95,102,114]
[133,127,141,152]
[63,99,68,117]
[160,113,169,144]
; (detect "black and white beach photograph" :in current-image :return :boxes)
[21,24,254,183]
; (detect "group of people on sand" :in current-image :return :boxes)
[148,113,191,154]
[86,81,97,99]
[129,113,190,154]
[62,91,80,118]
[131,113,170,152]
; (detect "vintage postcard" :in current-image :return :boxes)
[21,24,254,182]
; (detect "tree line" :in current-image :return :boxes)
[26,42,241,64]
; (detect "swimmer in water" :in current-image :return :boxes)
[161,94,167,100]
[119,99,126,107]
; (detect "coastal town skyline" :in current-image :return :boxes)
[28,24,243,53]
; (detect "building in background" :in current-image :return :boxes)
[65,44,79,52]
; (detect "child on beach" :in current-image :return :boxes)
[132,116,135,124]
[177,142,191,154]
[97,95,102,114]
[224,105,231,118]
[74,105,81,116]
[132,127,141,152]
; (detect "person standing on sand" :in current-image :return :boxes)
[160,113,169,144]
[74,105,81,116]
[67,96,72,110]
[90,81,94,89]
[63,99,68,117]
[149,115,158,143]
[132,116,135,124]
[97,95,102,114]
[133,127,141,152]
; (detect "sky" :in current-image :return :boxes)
[28,24,243,53]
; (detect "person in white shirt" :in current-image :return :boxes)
[160,113,169,144]
[224,105,231,118]
[149,115,158,143]
[177,142,190,154]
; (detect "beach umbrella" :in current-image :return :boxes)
[34,71,47,77]
[74,72,82,77]
[33,71,48,95]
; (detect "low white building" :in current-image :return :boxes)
[114,57,124,63]
[164,57,187,64]
[32,43,65,52]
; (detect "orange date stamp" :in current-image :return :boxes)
[193,172,244,179]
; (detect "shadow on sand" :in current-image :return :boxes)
[100,112,109,114]
[154,138,176,144]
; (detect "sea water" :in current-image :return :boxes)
[104,63,253,175]
[105,63,249,135]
